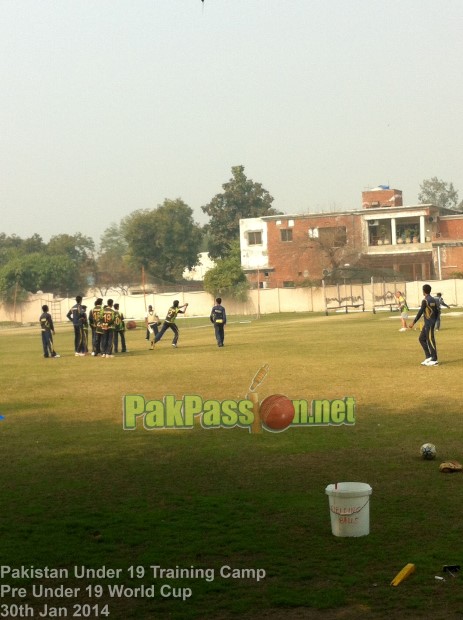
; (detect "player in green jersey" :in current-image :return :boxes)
[154,300,188,348]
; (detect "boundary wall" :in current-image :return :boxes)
[1,279,463,325]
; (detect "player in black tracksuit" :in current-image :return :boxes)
[113,303,127,353]
[79,305,89,354]
[210,297,226,347]
[410,284,439,366]
[435,292,450,331]
[40,305,60,358]
[66,295,83,354]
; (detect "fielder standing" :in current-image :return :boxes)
[99,299,116,358]
[40,305,60,358]
[113,303,127,353]
[435,292,450,331]
[89,298,103,356]
[66,295,84,355]
[409,284,439,366]
[395,291,409,332]
[210,297,226,347]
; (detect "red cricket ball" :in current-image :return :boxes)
[260,394,295,431]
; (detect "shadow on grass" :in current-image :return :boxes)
[1,408,463,618]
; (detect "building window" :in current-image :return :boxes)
[397,224,419,242]
[288,219,294,227]
[280,229,293,242]
[317,226,347,247]
[308,228,319,239]
[247,231,262,245]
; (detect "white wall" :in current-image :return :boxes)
[2,279,463,325]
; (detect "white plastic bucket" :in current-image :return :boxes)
[325,482,372,537]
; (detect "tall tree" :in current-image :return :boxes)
[202,165,280,259]
[46,233,96,292]
[47,233,95,263]
[122,199,202,282]
[96,223,137,294]
[418,177,463,211]
[100,223,128,257]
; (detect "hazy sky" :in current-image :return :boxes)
[1,0,462,245]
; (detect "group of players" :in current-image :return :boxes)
[40,296,127,358]
[40,286,446,364]
[40,296,228,358]
[40,286,449,365]
[144,297,226,350]
[66,296,127,357]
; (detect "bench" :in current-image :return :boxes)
[325,300,365,316]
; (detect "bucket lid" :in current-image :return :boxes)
[325,482,372,497]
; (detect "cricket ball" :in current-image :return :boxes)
[260,394,295,431]
[126,320,137,330]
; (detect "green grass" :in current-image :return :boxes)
[1,311,463,619]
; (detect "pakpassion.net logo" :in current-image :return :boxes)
[122,365,355,434]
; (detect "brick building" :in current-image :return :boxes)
[240,187,463,287]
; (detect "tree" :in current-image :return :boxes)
[202,165,280,259]
[0,233,45,267]
[47,233,95,263]
[95,224,138,294]
[34,255,82,295]
[418,177,463,211]
[94,252,138,296]
[22,234,46,255]
[0,233,86,297]
[46,233,96,292]
[100,223,128,257]
[122,199,202,282]
[0,253,80,300]
[203,241,249,300]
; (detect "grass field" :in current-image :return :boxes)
[1,309,463,619]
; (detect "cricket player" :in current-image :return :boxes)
[409,284,439,366]
[113,303,127,353]
[66,295,84,355]
[145,305,160,350]
[154,300,188,348]
[40,305,60,358]
[89,298,103,356]
[210,297,227,347]
[99,299,116,358]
